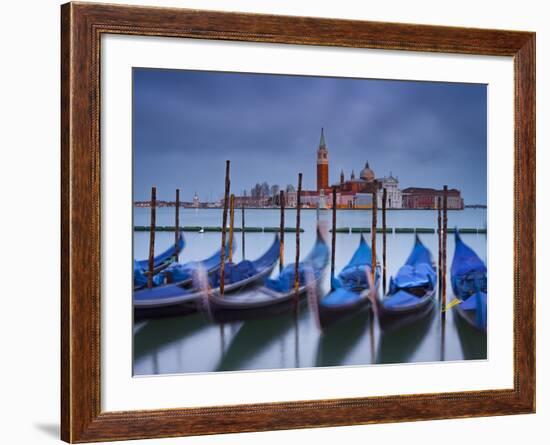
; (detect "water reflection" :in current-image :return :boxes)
[315,310,372,367]
[453,311,487,360]
[216,310,305,371]
[376,304,436,364]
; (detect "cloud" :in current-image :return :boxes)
[133,69,487,204]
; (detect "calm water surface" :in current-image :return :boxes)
[133,208,487,375]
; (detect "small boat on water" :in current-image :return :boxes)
[202,231,329,323]
[133,235,280,319]
[310,235,380,329]
[159,242,233,286]
[371,235,436,330]
[134,234,185,289]
[451,231,487,331]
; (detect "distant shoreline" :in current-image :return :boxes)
[133,205,482,211]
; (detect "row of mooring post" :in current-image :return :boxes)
[146,180,447,305]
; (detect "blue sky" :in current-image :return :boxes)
[133,68,487,204]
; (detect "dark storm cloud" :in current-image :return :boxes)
[133,68,487,204]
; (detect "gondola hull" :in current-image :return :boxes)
[453,291,487,331]
[317,294,372,328]
[378,290,435,331]
[455,305,477,328]
[205,284,313,323]
[134,301,198,320]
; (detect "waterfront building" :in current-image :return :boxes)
[377,173,402,209]
[337,191,356,209]
[192,193,200,208]
[331,162,377,194]
[402,187,464,209]
[300,190,321,208]
[354,193,374,209]
[285,185,297,208]
[234,195,270,208]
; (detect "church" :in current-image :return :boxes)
[302,128,401,209]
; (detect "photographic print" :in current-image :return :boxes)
[132,68,487,376]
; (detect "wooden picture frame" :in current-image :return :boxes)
[61,2,535,442]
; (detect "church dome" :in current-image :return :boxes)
[360,161,375,181]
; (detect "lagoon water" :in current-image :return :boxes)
[133,208,487,375]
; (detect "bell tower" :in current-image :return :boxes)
[316,128,329,191]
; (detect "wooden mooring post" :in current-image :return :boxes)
[175,188,180,261]
[382,188,387,293]
[371,190,377,284]
[331,187,337,288]
[279,190,285,272]
[228,194,235,263]
[147,186,157,289]
[219,161,231,298]
[294,173,303,309]
[441,185,448,318]
[241,200,246,260]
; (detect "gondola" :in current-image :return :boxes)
[451,231,487,331]
[158,242,233,286]
[310,235,380,329]
[133,235,280,319]
[203,232,329,323]
[374,235,436,329]
[134,234,185,289]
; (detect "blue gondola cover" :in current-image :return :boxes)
[265,235,329,293]
[382,236,436,311]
